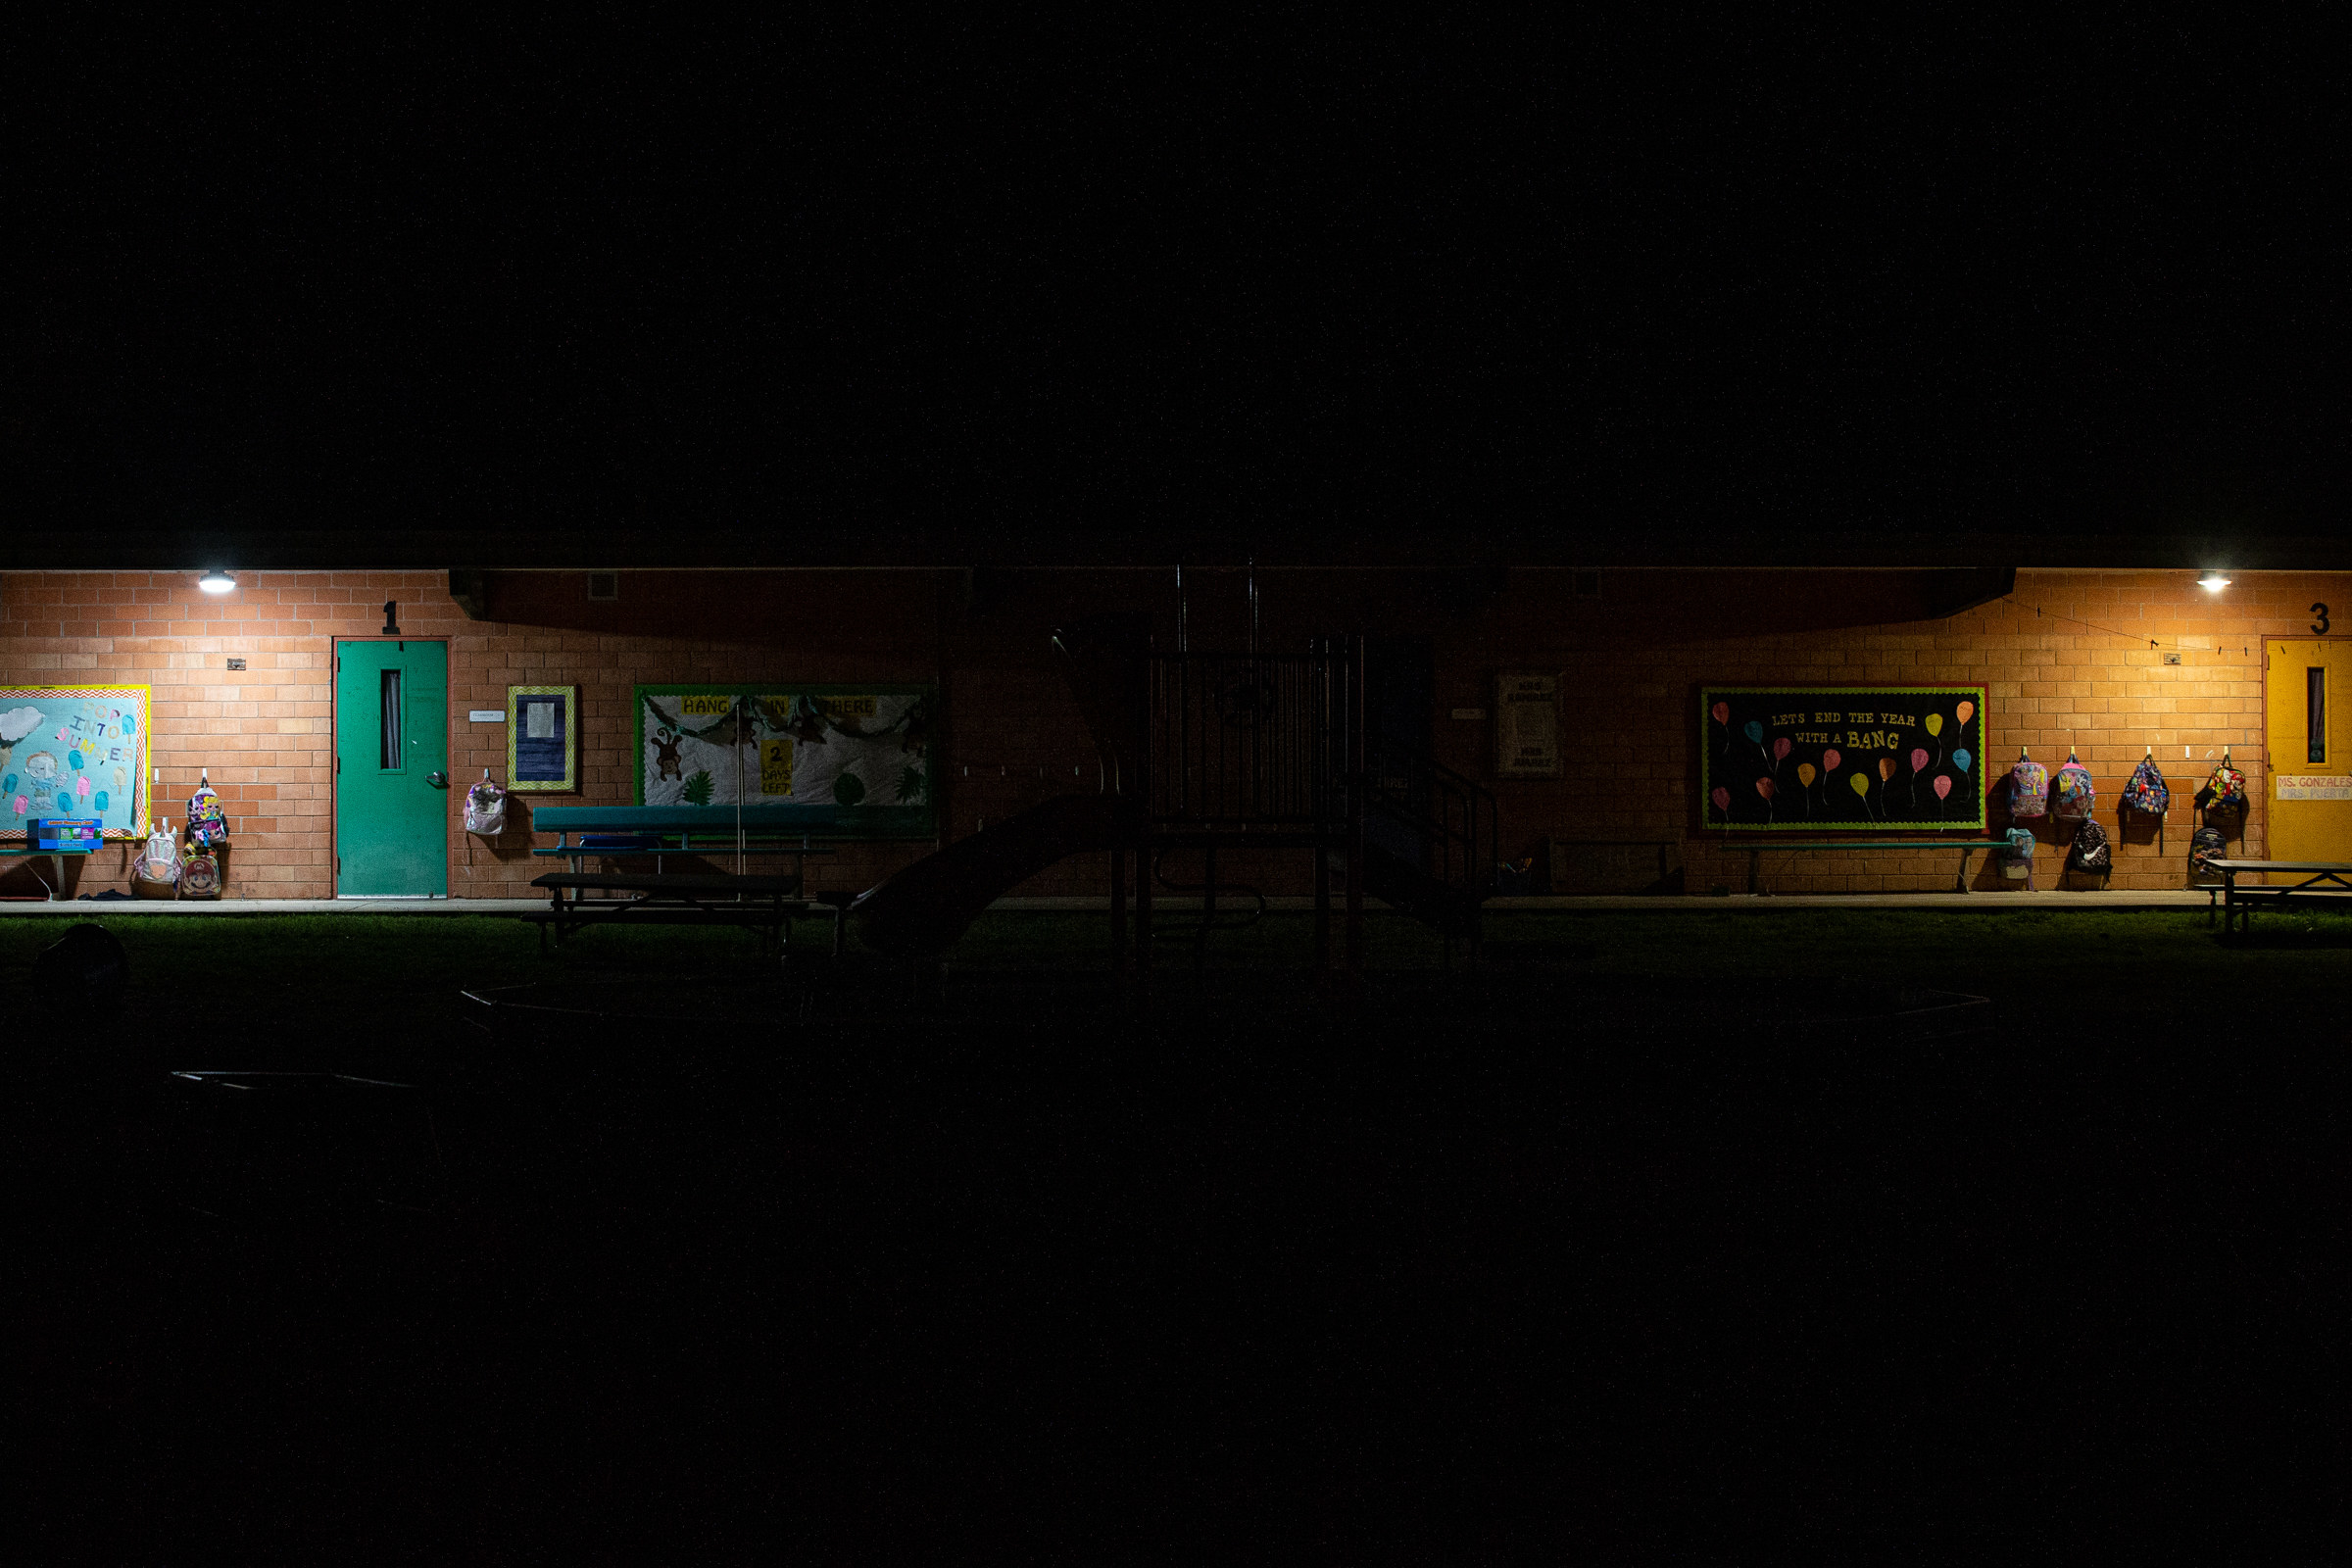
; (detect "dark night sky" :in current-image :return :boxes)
[5,16,2343,554]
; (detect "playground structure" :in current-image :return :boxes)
[849,617,1499,976]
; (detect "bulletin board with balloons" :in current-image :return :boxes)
[0,685,151,839]
[1700,685,1985,830]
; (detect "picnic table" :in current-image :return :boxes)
[2202,858,2352,934]
[525,870,852,957]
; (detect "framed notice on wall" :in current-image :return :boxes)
[1700,685,1986,831]
[1495,672,1560,779]
[0,685,151,837]
[635,684,937,838]
[508,685,578,792]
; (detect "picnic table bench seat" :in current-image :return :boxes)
[1740,839,2019,895]
[524,870,854,956]
[526,807,842,875]
[2203,858,2352,933]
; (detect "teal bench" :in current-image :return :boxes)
[525,806,842,884]
[1740,840,2018,895]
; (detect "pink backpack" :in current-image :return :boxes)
[2052,750,2095,820]
[2008,752,2049,819]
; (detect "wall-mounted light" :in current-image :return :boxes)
[197,569,238,595]
[2197,573,2231,592]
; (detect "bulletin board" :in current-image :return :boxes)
[1,685,152,838]
[635,684,937,838]
[1700,685,1986,830]
[508,685,578,792]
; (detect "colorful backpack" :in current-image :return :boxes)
[2189,824,2228,884]
[185,779,229,848]
[2122,756,2170,817]
[2008,753,2049,819]
[2068,817,2111,875]
[2052,750,2095,820]
[2204,757,2248,814]
[2002,826,2036,879]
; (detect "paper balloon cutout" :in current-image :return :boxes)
[1910,748,1929,773]
[1879,758,1895,782]
[1953,748,1972,773]
[1933,775,1952,800]
[1742,720,1763,744]
[1955,700,1975,726]
[1710,786,1731,812]
[1772,737,1791,761]
[1711,702,1730,725]
[1925,713,1942,737]
[1755,777,1775,800]
[1848,772,1871,797]
[1821,748,1840,772]
[1797,763,1817,787]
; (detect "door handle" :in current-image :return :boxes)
[426,771,449,789]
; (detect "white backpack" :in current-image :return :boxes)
[465,773,509,836]
[139,818,180,883]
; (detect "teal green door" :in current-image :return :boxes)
[335,640,449,896]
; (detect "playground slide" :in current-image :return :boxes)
[849,794,1125,958]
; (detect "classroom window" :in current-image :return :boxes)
[380,668,403,769]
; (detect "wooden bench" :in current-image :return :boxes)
[1740,839,2018,895]
[524,871,851,957]
[2204,858,2352,934]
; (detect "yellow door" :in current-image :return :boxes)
[2265,639,2352,862]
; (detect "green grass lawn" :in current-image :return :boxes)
[9,906,2346,1053]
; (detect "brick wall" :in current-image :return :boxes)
[0,569,958,900]
[1438,568,2352,894]
[6,564,2343,902]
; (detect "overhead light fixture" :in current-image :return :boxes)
[2197,572,2231,592]
[197,569,238,595]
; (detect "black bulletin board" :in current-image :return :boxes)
[1700,685,1986,830]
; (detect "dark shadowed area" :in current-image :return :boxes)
[12,909,2346,1554]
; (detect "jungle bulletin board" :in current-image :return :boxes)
[635,684,937,837]
[1700,686,1985,830]
[1,686,152,838]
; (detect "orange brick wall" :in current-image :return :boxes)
[1434,568,2352,893]
[0,569,961,900]
[6,564,2343,901]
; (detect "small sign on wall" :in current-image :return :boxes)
[1495,672,1561,779]
[2277,775,2352,801]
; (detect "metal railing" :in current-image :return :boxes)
[1148,652,1339,827]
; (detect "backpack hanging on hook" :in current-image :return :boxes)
[465,769,508,836]
[2052,748,2095,821]
[2200,749,2248,823]
[2008,748,2049,820]
[2123,746,2171,852]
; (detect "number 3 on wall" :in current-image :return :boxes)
[2317,603,2332,635]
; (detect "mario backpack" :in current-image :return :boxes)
[2008,751,2050,819]
[2052,749,2096,820]
[2202,753,2248,817]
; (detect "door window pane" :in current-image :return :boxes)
[2311,668,2328,764]
[380,667,403,769]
